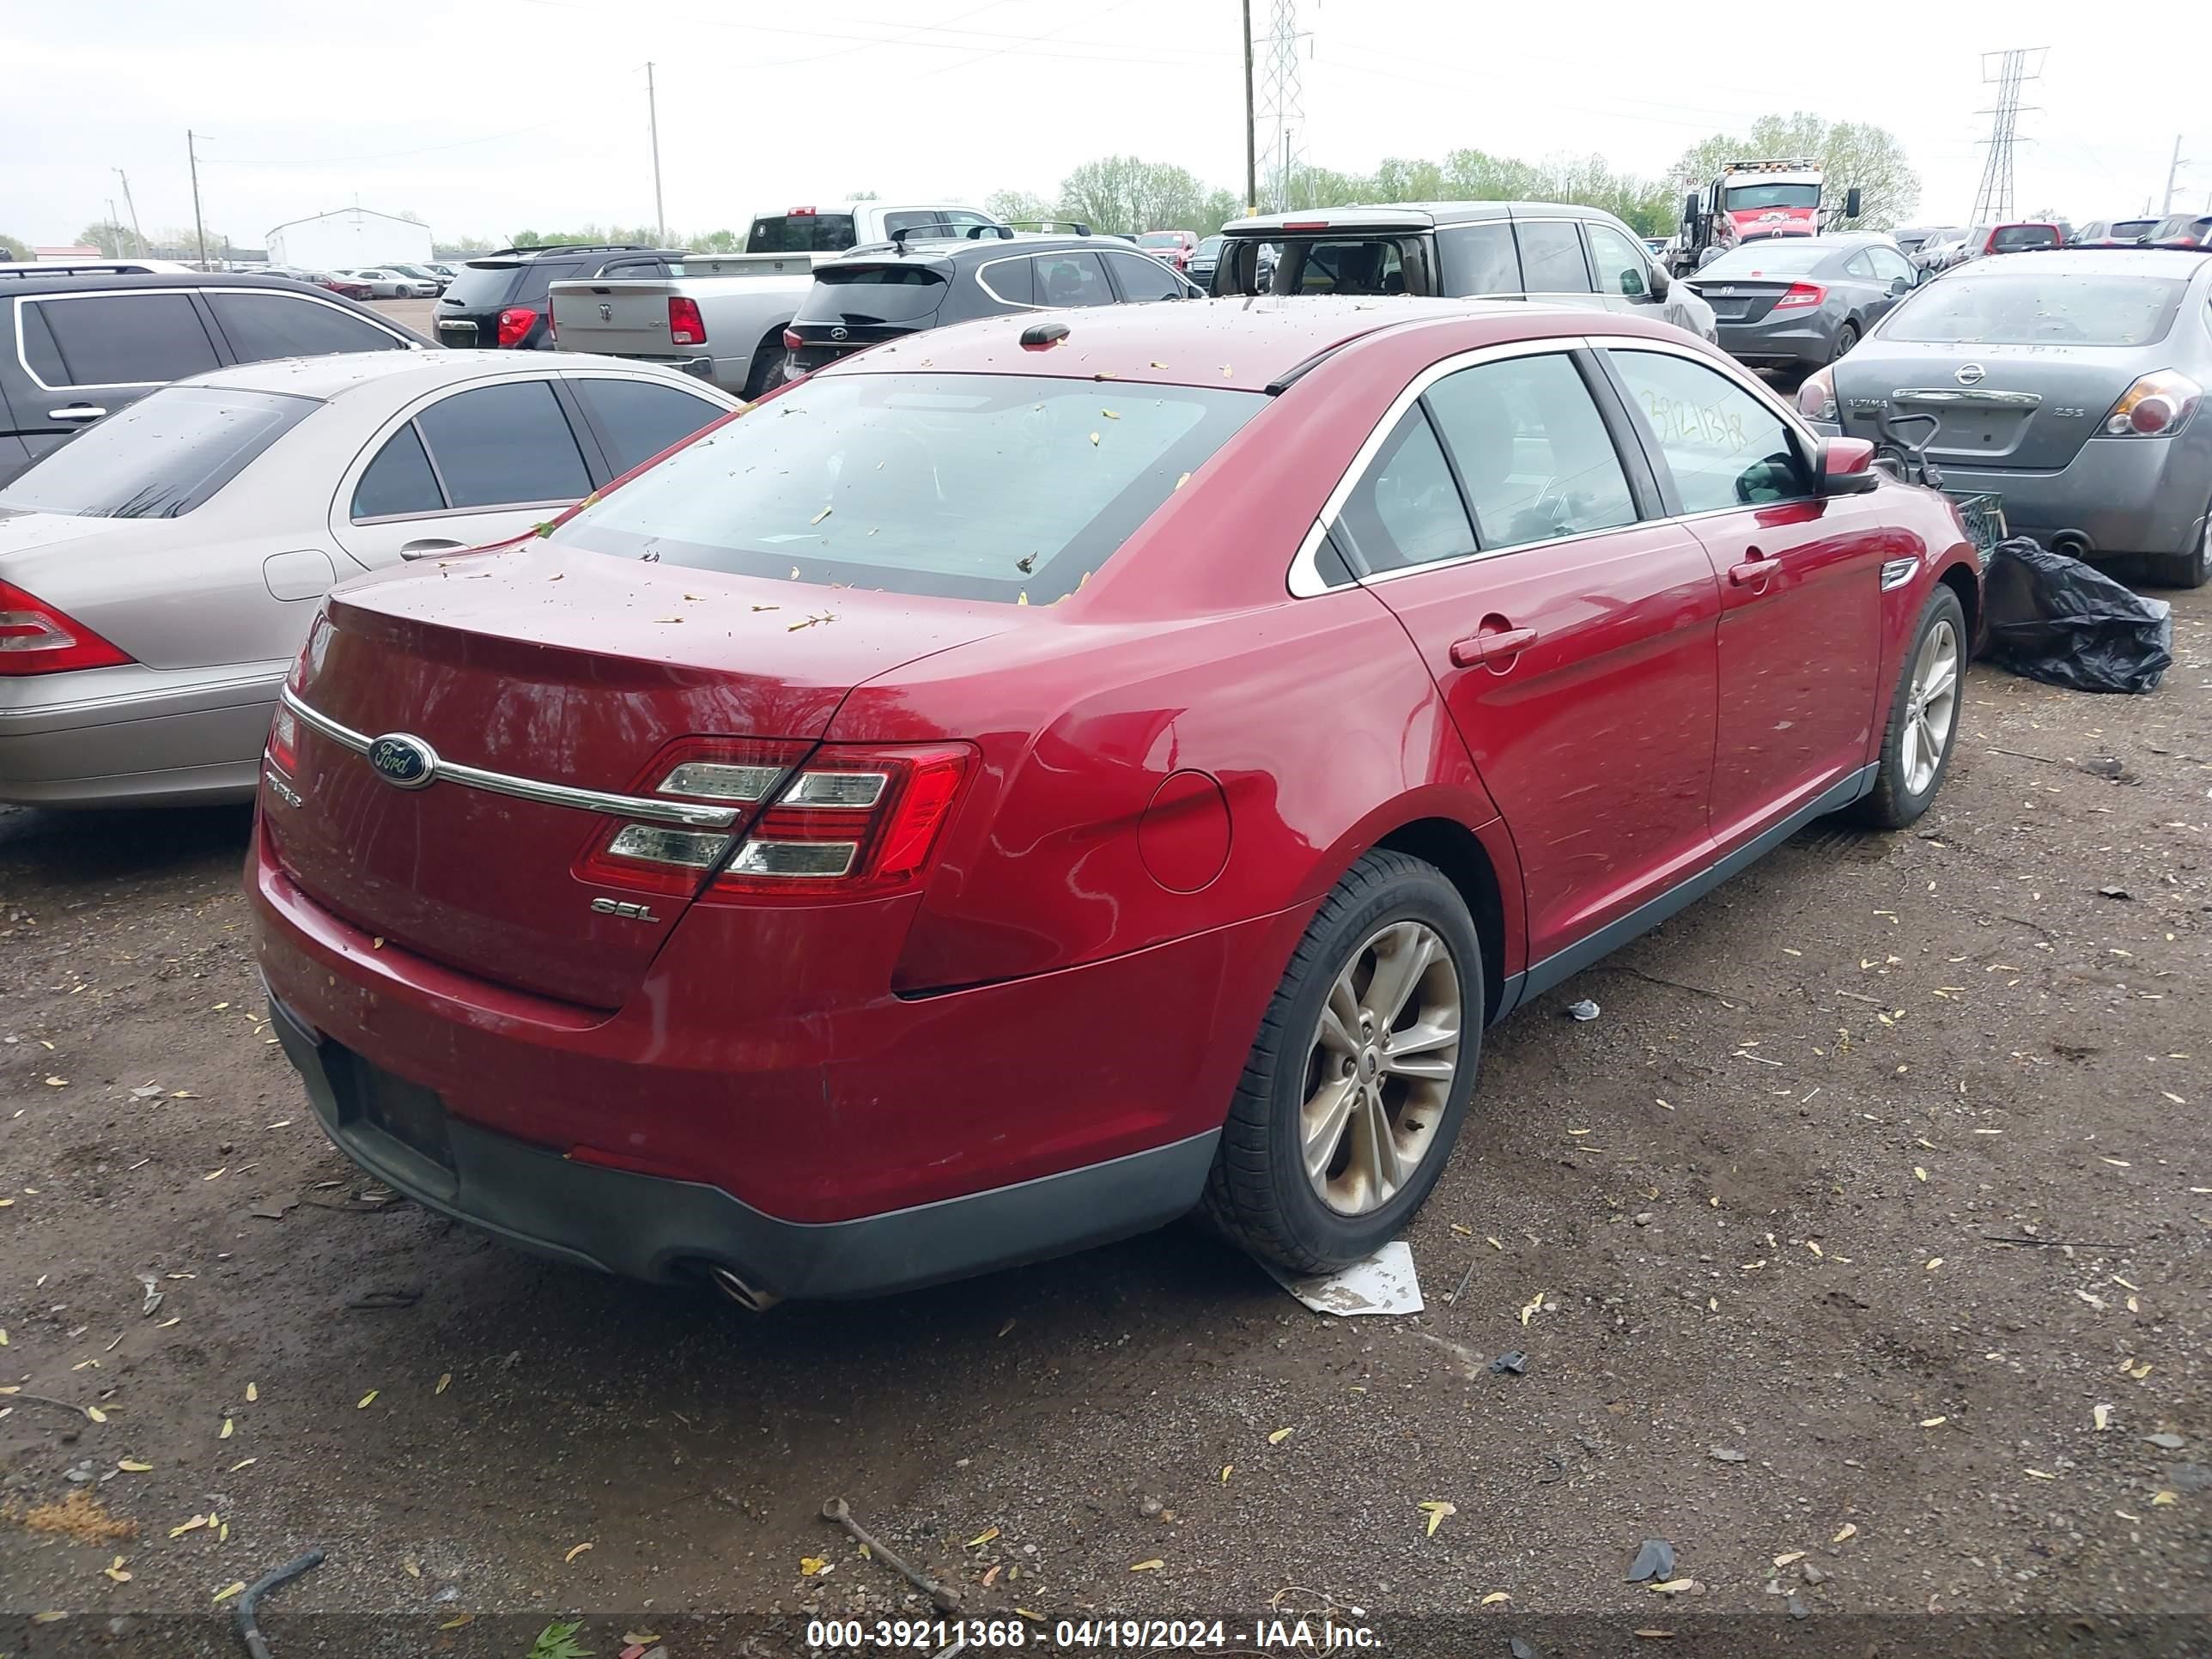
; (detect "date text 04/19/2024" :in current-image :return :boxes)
[805,1617,1382,1650]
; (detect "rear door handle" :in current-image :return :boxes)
[48,406,107,423]
[399,538,470,559]
[1449,627,1539,667]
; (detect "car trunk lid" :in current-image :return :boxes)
[1692,278,1798,324]
[267,543,1003,1009]
[1839,344,2142,471]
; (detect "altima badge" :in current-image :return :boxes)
[366,733,438,790]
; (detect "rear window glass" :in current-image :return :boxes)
[1274,239,1412,296]
[796,267,951,325]
[0,386,313,519]
[1990,225,2061,252]
[553,373,1263,604]
[442,262,521,309]
[750,214,859,254]
[1884,274,2187,348]
[1697,242,1831,279]
[1137,234,1185,249]
[1437,223,1520,295]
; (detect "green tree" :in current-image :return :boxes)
[1057,155,1212,235]
[0,233,29,260]
[78,221,137,257]
[1668,112,1920,229]
[986,188,1057,228]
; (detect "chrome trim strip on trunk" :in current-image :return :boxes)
[277,687,740,829]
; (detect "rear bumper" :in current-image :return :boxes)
[0,662,280,806]
[1912,440,2210,558]
[269,993,1218,1298]
[1713,313,1834,367]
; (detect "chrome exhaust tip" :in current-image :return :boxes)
[704,1263,781,1314]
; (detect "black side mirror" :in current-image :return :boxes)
[1844,187,1864,219]
[1681,191,1700,229]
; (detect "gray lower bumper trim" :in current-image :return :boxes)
[268,994,1218,1300]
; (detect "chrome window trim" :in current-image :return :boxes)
[13,286,415,394]
[278,686,739,829]
[1286,331,1825,599]
[972,252,1045,309]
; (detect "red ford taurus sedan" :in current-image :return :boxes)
[251,298,1980,1304]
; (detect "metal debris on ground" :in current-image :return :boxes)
[1264,1240,1424,1316]
[234,1547,324,1659]
[822,1496,962,1612]
[1566,1000,1601,1021]
[1489,1351,1528,1376]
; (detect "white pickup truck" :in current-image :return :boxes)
[548,203,1006,399]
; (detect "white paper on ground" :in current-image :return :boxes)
[1266,1239,1424,1316]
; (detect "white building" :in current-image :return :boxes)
[264,209,434,270]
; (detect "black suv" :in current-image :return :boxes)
[782,229,1200,380]
[0,270,426,487]
[434,243,686,351]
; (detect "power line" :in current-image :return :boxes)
[1970,46,2045,225]
[198,117,571,169]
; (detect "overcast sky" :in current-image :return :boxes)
[8,0,2209,249]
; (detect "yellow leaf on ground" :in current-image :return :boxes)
[1418,1500,1456,1537]
[85,1406,107,1424]
[564,1542,592,1564]
[1772,1552,1805,1567]
[1919,1416,1947,1428]
[356,1390,378,1409]
[1480,1591,1510,1606]
[435,1373,452,1394]
[245,1382,258,1402]
[117,1460,152,1474]
[220,1419,234,1440]
[2026,1469,2057,1480]
[440,1613,476,1630]
[1268,1427,1293,1444]
[1129,1559,1164,1572]
[967,1526,1000,1548]
[1832,1523,1859,1543]
[799,1556,829,1576]
[212,1582,246,1603]
[1220,1464,1233,1484]
[2152,1492,2178,1506]
[2094,1404,2112,1431]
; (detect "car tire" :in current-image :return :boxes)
[744,343,787,401]
[2147,518,2209,589]
[1203,849,1484,1275]
[1829,320,1860,364]
[1851,584,1967,830]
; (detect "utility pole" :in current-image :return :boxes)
[186,130,210,268]
[115,167,146,257]
[1241,0,1257,215]
[645,62,666,245]
[2163,133,2188,215]
[105,198,119,254]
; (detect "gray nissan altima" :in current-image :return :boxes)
[1798,247,2212,587]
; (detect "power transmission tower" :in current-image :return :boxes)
[1255,0,1308,211]
[1969,47,2044,225]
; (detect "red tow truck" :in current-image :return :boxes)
[1672,159,1863,275]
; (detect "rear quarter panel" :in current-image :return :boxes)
[830,590,1508,992]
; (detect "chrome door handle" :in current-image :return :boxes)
[399,538,469,559]
[49,406,107,422]
[1449,627,1539,667]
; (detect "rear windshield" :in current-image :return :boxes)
[1882,274,2188,348]
[750,214,859,254]
[2111,222,2157,240]
[1137,234,1185,249]
[1990,225,2061,252]
[1697,242,1831,278]
[0,386,313,519]
[444,261,521,309]
[553,373,1262,604]
[794,266,951,326]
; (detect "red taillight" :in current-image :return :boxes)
[782,327,804,351]
[668,296,707,346]
[0,580,133,676]
[266,705,299,773]
[575,737,975,902]
[1282,220,1328,232]
[787,205,817,216]
[1772,283,1826,310]
[495,306,537,347]
[2104,370,2203,437]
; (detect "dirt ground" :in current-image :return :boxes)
[2,591,2207,1656]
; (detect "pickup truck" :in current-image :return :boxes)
[548,202,1006,398]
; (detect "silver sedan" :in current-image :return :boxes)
[0,351,740,806]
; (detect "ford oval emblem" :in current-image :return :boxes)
[1955,362,1987,386]
[367,733,438,790]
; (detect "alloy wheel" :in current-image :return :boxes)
[1901,617,1960,795]
[1298,921,1462,1216]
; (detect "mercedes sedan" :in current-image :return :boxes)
[251,299,1979,1304]
[1800,247,2212,587]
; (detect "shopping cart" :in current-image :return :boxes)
[1869,410,2007,568]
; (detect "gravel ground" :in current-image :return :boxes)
[2,592,2207,1656]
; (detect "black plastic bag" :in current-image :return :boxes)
[1979,538,2173,695]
